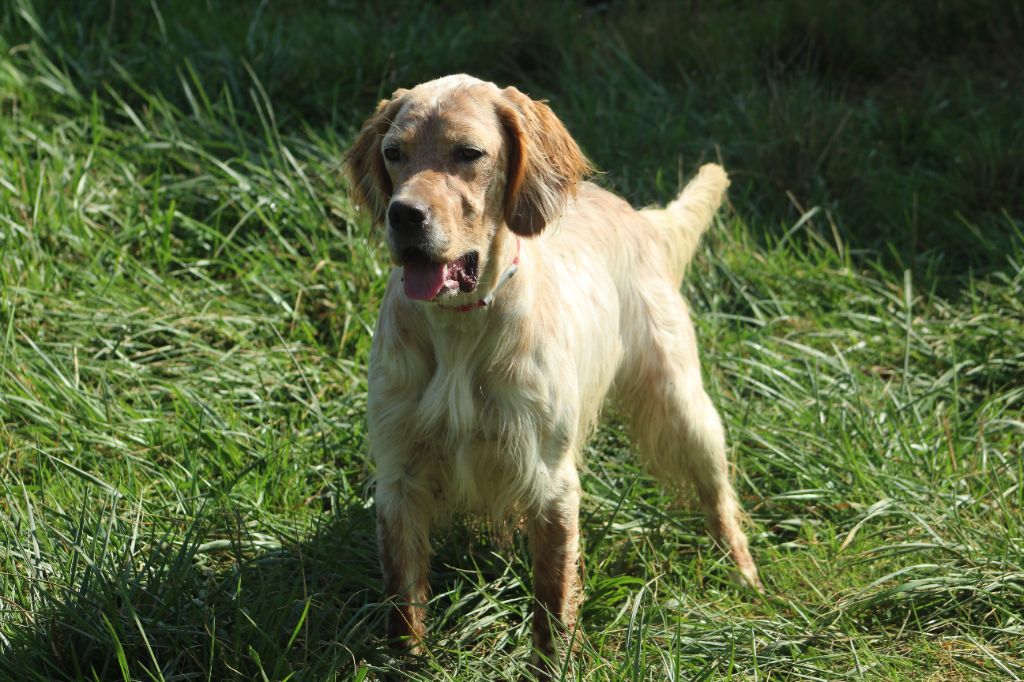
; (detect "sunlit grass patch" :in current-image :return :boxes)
[1,1,1022,679]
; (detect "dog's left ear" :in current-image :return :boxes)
[498,87,593,236]
[344,90,408,225]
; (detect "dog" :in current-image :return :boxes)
[345,74,761,673]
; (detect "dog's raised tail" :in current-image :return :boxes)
[642,163,729,284]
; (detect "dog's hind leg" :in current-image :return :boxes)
[618,287,762,591]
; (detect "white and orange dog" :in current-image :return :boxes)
[345,74,761,669]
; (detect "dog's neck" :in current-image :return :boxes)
[435,236,521,314]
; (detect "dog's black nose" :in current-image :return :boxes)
[388,201,428,233]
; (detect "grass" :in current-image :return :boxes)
[0,0,1021,679]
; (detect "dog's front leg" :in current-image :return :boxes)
[527,464,582,675]
[376,478,433,654]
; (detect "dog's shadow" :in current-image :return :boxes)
[0,497,403,680]
[0,496,551,681]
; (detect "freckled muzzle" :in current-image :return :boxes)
[401,247,479,301]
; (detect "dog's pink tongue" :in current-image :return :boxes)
[403,261,447,300]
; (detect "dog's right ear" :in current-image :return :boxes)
[344,91,408,225]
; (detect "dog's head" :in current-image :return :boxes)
[345,74,591,302]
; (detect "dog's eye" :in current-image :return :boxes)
[383,147,401,162]
[455,147,484,162]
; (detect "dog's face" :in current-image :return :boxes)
[345,74,591,302]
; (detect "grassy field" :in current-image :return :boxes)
[1,1,1022,679]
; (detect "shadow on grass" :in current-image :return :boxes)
[0,500,390,681]
[5,0,1023,288]
[0,496,550,681]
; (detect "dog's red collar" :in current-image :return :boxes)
[437,239,520,313]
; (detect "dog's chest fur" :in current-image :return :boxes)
[370,256,622,518]
[413,315,578,516]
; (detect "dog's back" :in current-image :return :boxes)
[540,164,728,294]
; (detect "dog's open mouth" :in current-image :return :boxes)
[401,248,479,301]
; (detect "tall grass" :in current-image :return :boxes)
[1,1,1021,679]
